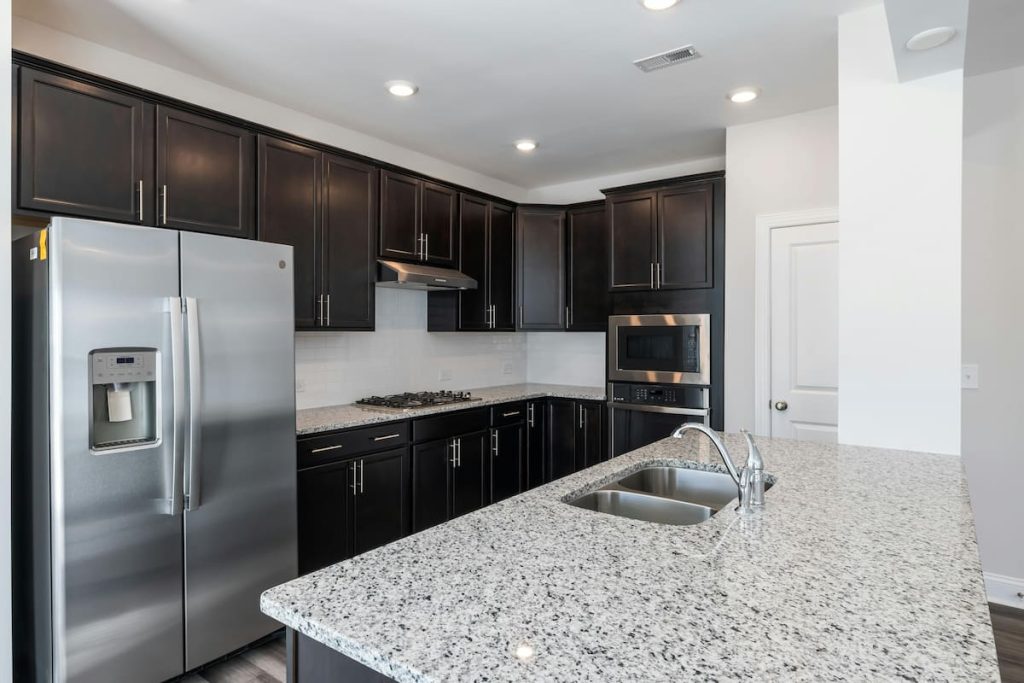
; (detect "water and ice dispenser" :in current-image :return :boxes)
[89,349,159,451]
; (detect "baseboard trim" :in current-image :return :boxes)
[985,572,1024,608]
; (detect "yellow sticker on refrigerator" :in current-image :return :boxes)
[39,229,48,261]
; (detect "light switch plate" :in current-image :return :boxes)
[961,364,979,390]
[438,368,453,382]
[502,362,514,375]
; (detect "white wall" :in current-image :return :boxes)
[295,288,527,409]
[837,5,963,454]
[723,107,839,433]
[12,18,527,203]
[524,155,724,205]
[1,2,12,680]
[961,64,1024,604]
[526,333,605,387]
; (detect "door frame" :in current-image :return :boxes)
[753,208,839,437]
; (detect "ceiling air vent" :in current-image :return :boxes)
[633,44,701,73]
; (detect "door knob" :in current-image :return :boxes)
[774,401,789,411]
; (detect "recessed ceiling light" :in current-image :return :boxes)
[640,0,679,10]
[905,27,958,52]
[385,80,418,97]
[728,88,760,104]
[515,139,538,152]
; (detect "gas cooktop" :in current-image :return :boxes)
[356,390,479,411]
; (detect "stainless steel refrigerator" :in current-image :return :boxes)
[12,217,298,682]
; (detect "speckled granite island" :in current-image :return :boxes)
[262,432,999,682]
[296,383,607,435]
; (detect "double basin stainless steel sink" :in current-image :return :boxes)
[569,466,772,526]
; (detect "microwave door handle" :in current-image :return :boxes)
[168,297,186,516]
[184,297,203,511]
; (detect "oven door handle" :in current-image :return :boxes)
[607,402,710,418]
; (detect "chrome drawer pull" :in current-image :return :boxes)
[502,411,521,418]
[311,444,344,454]
[373,433,401,442]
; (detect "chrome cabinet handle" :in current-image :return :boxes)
[566,306,571,328]
[449,440,458,467]
[502,411,521,418]
[527,402,535,427]
[774,401,789,412]
[655,262,662,289]
[137,180,144,222]
[579,404,585,429]
[325,294,331,327]
[359,459,365,493]
[518,305,523,329]
[183,298,203,511]
[318,294,324,326]
[161,184,168,225]
[457,438,462,466]
[168,297,186,516]
[425,234,430,261]
[373,433,401,442]
[491,430,499,456]
[350,461,358,494]
[491,304,497,329]
[311,444,344,454]
[650,262,654,289]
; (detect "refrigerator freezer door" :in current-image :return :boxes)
[179,232,297,670]
[48,218,185,682]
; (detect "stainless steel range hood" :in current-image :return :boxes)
[376,259,477,291]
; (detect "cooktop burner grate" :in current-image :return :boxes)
[356,390,478,410]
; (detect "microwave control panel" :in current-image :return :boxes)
[610,382,706,409]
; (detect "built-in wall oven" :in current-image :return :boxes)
[607,314,712,456]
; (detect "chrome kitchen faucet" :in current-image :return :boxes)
[671,424,765,514]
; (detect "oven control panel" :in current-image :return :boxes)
[610,382,706,409]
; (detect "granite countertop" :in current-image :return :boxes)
[296,383,607,435]
[262,433,999,682]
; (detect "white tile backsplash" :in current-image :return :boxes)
[526,332,605,387]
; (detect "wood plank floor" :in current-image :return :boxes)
[172,605,1024,682]
[992,603,1024,683]
[177,633,286,683]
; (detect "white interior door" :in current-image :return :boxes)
[770,222,839,442]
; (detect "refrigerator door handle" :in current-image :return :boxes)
[184,297,203,511]
[168,297,187,516]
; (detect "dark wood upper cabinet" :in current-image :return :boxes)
[420,181,457,267]
[322,154,377,330]
[489,202,516,331]
[517,207,566,330]
[457,194,491,331]
[257,135,321,329]
[379,170,420,261]
[18,68,151,224]
[350,448,408,557]
[567,204,609,331]
[608,191,657,291]
[657,183,713,290]
[156,105,255,238]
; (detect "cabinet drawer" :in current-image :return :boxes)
[412,408,488,443]
[298,421,409,468]
[491,401,526,427]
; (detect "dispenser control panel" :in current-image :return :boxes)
[91,351,157,385]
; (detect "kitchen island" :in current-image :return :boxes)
[261,433,999,682]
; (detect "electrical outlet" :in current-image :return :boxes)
[438,368,453,382]
[503,362,514,375]
[295,378,307,393]
[961,364,979,390]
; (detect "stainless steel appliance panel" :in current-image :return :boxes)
[608,314,711,385]
[179,233,297,669]
[609,403,708,457]
[49,218,185,682]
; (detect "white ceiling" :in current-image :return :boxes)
[12,0,876,188]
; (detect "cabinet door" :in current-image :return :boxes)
[257,135,321,329]
[567,204,609,331]
[351,448,408,557]
[18,68,150,223]
[578,402,605,468]
[657,183,713,290]
[547,399,577,480]
[608,191,656,291]
[323,154,377,330]
[297,461,351,575]
[451,430,487,518]
[458,194,490,330]
[517,208,565,330]
[421,181,457,267]
[489,202,517,331]
[412,438,451,533]
[156,106,255,238]
[490,424,524,503]
[379,170,420,261]
[526,401,548,490]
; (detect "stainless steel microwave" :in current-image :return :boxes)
[607,314,711,385]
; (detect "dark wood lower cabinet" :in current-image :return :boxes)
[351,448,408,556]
[525,400,548,489]
[579,402,605,468]
[548,399,606,480]
[490,423,524,503]
[289,629,397,683]
[297,460,351,575]
[411,438,451,533]
[451,430,487,518]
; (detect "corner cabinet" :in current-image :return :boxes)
[379,170,457,267]
[566,203,609,330]
[258,135,377,331]
[516,207,566,330]
[607,176,718,292]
